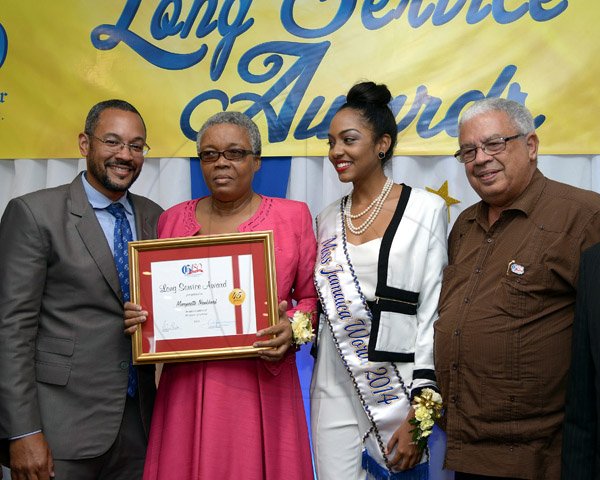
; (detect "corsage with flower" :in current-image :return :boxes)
[409,388,443,451]
[289,311,315,346]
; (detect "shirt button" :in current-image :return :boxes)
[463,297,469,303]
[475,268,481,274]
[486,238,493,243]
[454,329,460,336]
[119,361,129,370]
[451,363,458,370]
[450,395,457,403]
[509,395,516,402]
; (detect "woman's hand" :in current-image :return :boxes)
[385,408,421,471]
[123,301,148,336]
[254,300,293,362]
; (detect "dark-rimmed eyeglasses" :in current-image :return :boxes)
[454,133,526,164]
[89,135,150,156]
[198,149,257,163]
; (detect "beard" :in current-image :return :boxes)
[88,159,140,193]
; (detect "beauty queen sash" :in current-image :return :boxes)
[315,200,428,480]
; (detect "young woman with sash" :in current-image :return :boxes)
[311,82,448,479]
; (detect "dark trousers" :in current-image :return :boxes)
[52,395,147,480]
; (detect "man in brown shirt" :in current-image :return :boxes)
[434,98,600,479]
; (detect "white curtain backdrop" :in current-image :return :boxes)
[0,157,192,216]
[1,154,599,480]
[3,155,598,224]
[287,155,600,227]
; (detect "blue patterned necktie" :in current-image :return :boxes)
[105,202,138,397]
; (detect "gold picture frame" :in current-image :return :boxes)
[129,231,278,363]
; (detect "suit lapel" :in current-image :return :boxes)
[130,194,154,241]
[69,174,123,301]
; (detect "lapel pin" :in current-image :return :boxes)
[507,260,525,275]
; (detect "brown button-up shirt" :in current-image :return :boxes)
[434,169,600,479]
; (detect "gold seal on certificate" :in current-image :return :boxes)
[229,288,246,305]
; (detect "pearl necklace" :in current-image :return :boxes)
[344,178,393,235]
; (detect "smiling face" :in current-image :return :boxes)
[199,123,260,202]
[79,108,146,201]
[460,110,538,210]
[327,107,390,184]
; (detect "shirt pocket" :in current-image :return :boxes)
[472,377,543,443]
[496,264,548,319]
[35,335,74,386]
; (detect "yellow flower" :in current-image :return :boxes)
[414,406,431,421]
[409,388,444,451]
[421,418,435,430]
[290,311,315,345]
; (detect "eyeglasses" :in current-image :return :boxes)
[89,135,150,156]
[198,149,257,163]
[454,133,526,164]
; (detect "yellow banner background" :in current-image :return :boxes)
[0,1,597,158]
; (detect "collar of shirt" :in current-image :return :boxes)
[81,172,137,250]
[81,171,133,215]
[466,168,546,228]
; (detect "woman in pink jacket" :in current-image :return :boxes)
[125,111,317,480]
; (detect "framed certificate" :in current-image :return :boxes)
[129,231,278,363]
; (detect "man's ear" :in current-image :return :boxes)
[527,132,539,163]
[78,133,90,157]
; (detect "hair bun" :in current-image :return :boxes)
[346,81,392,108]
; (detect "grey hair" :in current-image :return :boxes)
[459,98,535,134]
[196,111,262,155]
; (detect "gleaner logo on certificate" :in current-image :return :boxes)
[128,231,278,363]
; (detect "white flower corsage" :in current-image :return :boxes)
[409,388,443,451]
[290,311,315,345]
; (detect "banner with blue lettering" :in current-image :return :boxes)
[0,1,598,159]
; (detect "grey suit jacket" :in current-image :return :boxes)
[0,173,163,460]
[562,242,600,478]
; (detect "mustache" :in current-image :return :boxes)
[105,160,134,170]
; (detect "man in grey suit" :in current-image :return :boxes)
[0,100,163,479]
[562,242,600,478]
